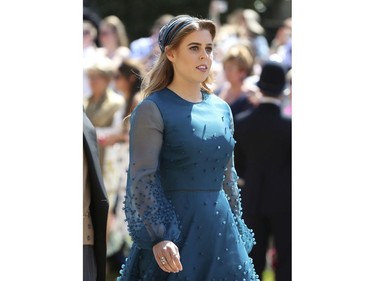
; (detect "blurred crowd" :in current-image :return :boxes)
[82,4,291,281]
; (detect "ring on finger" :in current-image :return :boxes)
[160,256,167,265]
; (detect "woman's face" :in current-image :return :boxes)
[167,29,213,85]
[88,72,110,95]
[99,24,117,47]
[223,60,247,85]
[114,73,131,96]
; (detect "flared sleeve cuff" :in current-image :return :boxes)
[233,215,256,254]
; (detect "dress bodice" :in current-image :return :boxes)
[148,88,235,191]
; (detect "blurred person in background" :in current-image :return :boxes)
[83,110,109,281]
[98,59,144,280]
[99,59,144,147]
[98,15,131,68]
[83,1,102,46]
[215,42,258,119]
[129,14,174,71]
[234,61,291,281]
[83,56,124,169]
[211,22,248,92]
[227,9,270,73]
[269,17,292,70]
[113,59,144,144]
[208,0,228,28]
[83,20,100,99]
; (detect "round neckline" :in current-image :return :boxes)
[166,87,207,104]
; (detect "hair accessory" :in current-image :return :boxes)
[158,15,195,52]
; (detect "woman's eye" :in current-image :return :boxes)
[206,47,213,54]
[190,46,199,51]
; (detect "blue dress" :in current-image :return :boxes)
[118,88,259,281]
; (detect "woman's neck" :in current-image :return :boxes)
[104,44,118,57]
[220,83,244,104]
[168,80,202,103]
[228,83,243,95]
[91,89,106,102]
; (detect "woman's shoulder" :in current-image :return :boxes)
[134,98,158,112]
[130,98,164,128]
[144,88,171,103]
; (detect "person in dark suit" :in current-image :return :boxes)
[234,61,291,281]
[83,110,109,281]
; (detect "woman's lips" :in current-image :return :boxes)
[196,64,208,72]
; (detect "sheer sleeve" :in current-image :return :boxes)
[123,99,180,249]
[223,112,256,254]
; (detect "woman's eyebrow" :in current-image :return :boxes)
[187,42,213,46]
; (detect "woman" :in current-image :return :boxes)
[98,15,131,68]
[100,59,143,146]
[83,20,100,99]
[118,15,259,281]
[227,9,270,72]
[216,42,259,118]
[83,56,124,170]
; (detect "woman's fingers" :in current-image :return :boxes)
[164,251,181,272]
[157,254,174,273]
[170,252,183,271]
[153,240,183,273]
[154,256,166,272]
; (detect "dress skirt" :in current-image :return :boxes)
[118,189,258,281]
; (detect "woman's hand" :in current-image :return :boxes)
[98,133,128,147]
[152,240,183,273]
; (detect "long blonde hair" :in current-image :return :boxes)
[100,15,129,47]
[141,16,216,98]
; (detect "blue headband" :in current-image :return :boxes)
[158,15,196,53]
